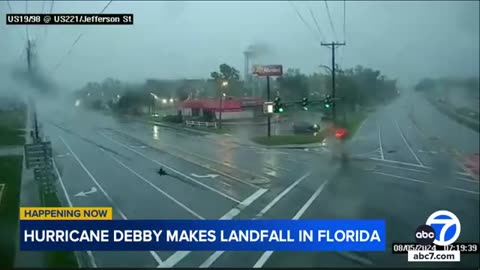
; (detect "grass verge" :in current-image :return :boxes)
[426,97,479,133]
[342,111,368,140]
[0,156,23,269]
[252,132,326,146]
[0,110,26,146]
[38,181,79,268]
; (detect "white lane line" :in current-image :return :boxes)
[377,120,385,160]
[255,172,311,219]
[394,119,424,166]
[253,179,331,268]
[199,173,312,268]
[368,157,430,169]
[101,149,205,220]
[161,188,268,268]
[375,163,430,174]
[447,186,479,195]
[101,133,241,204]
[59,136,164,267]
[52,159,97,268]
[455,176,479,184]
[155,145,263,189]
[373,171,429,184]
[373,171,480,195]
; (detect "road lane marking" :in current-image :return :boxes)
[161,188,268,268]
[372,171,429,184]
[394,119,424,166]
[368,157,430,169]
[253,179,331,268]
[191,173,219,179]
[255,172,311,219]
[377,120,385,160]
[106,129,265,189]
[52,159,97,268]
[374,163,430,174]
[372,171,480,196]
[101,133,242,204]
[59,136,164,267]
[455,176,478,184]
[103,150,205,220]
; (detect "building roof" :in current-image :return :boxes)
[180,96,264,111]
[181,98,243,111]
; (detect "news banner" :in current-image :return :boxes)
[6,14,133,25]
[19,208,478,263]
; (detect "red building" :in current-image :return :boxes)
[179,97,263,120]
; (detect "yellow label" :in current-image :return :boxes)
[20,207,113,220]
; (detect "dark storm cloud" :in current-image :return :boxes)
[0,1,478,91]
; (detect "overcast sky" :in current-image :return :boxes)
[1,1,479,91]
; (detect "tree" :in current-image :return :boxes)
[276,69,309,100]
[210,64,243,96]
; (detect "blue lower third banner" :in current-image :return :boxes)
[20,220,386,251]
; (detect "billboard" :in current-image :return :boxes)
[253,65,283,76]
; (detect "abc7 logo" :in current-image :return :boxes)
[416,210,461,246]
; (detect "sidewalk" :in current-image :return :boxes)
[14,104,47,268]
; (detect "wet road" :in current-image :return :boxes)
[35,90,479,268]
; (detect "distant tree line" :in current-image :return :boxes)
[415,77,479,95]
[73,63,399,114]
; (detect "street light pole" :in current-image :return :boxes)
[218,81,228,129]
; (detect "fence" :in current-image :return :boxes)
[185,120,218,128]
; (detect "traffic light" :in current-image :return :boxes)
[301,97,309,110]
[324,95,332,109]
[273,97,284,113]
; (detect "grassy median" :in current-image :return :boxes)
[0,110,26,146]
[0,156,23,269]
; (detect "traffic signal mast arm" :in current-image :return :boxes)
[279,97,342,106]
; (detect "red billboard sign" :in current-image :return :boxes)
[253,65,283,76]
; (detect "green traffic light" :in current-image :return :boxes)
[325,103,331,108]
[279,107,284,113]
[303,107,308,111]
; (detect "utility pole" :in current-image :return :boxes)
[321,42,345,124]
[267,76,271,137]
[26,39,32,73]
[26,39,39,141]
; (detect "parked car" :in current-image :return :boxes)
[292,121,320,133]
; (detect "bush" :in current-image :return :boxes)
[162,115,183,123]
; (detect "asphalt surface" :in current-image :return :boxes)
[34,90,479,268]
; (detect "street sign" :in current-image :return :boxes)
[34,168,56,182]
[263,102,274,114]
[24,142,53,169]
[253,65,283,77]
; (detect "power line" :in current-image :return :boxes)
[6,0,13,12]
[25,0,29,40]
[288,1,322,43]
[323,0,337,41]
[41,0,46,13]
[48,0,55,13]
[340,0,346,67]
[99,0,113,14]
[343,0,346,42]
[308,6,326,42]
[51,0,114,72]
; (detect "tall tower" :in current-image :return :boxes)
[243,49,254,96]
